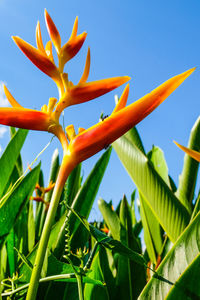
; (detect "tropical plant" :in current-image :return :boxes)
[0,9,197,300]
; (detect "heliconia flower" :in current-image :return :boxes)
[174,141,200,162]
[66,68,195,164]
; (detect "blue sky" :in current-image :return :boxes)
[0,0,199,220]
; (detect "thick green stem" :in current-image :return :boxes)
[76,274,84,300]
[26,156,74,300]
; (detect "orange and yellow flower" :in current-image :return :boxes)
[0,10,195,169]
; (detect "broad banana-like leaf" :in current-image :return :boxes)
[138,211,200,300]
[147,146,170,186]
[124,127,145,154]
[176,117,200,206]
[119,196,146,300]
[191,192,200,220]
[113,135,190,242]
[125,129,165,261]
[139,193,157,264]
[123,128,164,260]
[98,198,121,240]
[0,163,40,238]
[64,163,82,207]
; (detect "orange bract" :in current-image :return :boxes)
[67,68,195,164]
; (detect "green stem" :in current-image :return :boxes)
[2,273,76,297]
[76,274,84,300]
[26,156,74,300]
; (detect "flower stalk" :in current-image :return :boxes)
[26,150,74,300]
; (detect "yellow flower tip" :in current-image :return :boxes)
[173,140,200,162]
[45,40,54,62]
[66,124,76,141]
[79,47,91,84]
[12,35,19,44]
[78,127,85,134]
[47,97,57,113]
[112,83,130,114]
[3,85,23,108]
[44,9,61,53]
[36,21,45,51]
[71,16,79,39]
[41,104,48,113]
[181,67,194,82]
[61,73,70,91]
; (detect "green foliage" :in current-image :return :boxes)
[113,129,190,242]
[1,116,200,300]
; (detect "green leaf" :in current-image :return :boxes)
[138,211,200,299]
[139,193,157,264]
[113,135,190,242]
[176,117,200,206]
[0,163,40,238]
[70,147,112,234]
[28,201,35,252]
[118,195,146,300]
[0,242,7,278]
[147,145,170,186]
[0,129,28,199]
[84,251,109,300]
[191,192,200,220]
[165,255,200,299]
[9,127,23,176]
[140,146,168,261]
[124,127,145,154]
[6,229,16,276]
[64,163,82,207]
[98,246,116,299]
[98,198,121,240]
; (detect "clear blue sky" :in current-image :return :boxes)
[0,0,199,220]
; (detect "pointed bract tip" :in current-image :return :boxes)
[112,83,130,114]
[181,67,196,78]
[71,16,79,38]
[12,35,17,42]
[44,8,48,17]
[174,140,200,162]
[123,76,131,83]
